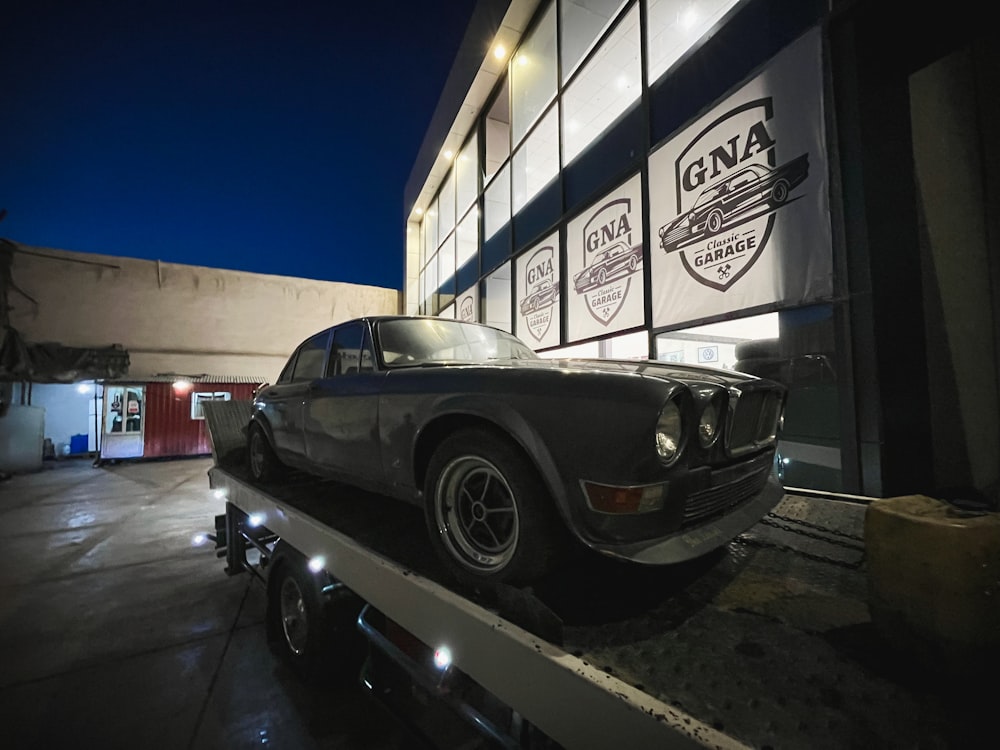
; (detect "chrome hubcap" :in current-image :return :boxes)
[435,456,518,573]
[279,576,308,655]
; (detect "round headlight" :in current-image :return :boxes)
[655,399,683,464]
[698,392,725,447]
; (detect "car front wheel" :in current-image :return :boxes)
[424,428,559,587]
[770,179,789,205]
[706,209,724,235]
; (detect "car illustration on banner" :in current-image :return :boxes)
[658,155,808,253]
[572,240,643,293]
[519,278,559,315]
[247,316,787,588]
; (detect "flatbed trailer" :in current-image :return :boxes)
[202,404,986,749]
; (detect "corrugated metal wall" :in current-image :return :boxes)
[142,382,258,458]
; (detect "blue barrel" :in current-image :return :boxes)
[70,434,89,454]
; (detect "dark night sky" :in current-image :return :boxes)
[0,0,478,290]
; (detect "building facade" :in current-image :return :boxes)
[404,0,999,502]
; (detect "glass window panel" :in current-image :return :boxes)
[537,340,599,358]
[513,105,560,215]
[511,3,557,147]
[560,0,628,83]
[423,196,439,254]
[437,232,456,310]
[456,208,478,271]
[424,251,439,314]
[438,232,456,288]
[562,4,641,165]
[485,78,510,182]
[484,163,511,241]
[484,262,513,332]
[646,0,742,84]
[456,132,479,216]
[293,331,330,381]
[438,169,456,247]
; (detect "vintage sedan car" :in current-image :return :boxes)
[248,316,786,587]
[519,279,559,315]
[658,154,809,252]
[572,240,642,293]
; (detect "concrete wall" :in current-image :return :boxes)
[6,243,400,383]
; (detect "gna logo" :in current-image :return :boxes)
[657,98,809,292]
[458,294,475,322]
[519,245,559,342]
[572,198,643,325]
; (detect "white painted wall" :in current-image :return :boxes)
[7,243,400,383]
[14,383,97,454]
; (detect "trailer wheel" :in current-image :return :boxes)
[266,547,365,683]
[424,428,559,588]
[248,423,284,483]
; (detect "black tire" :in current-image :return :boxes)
[266,548,365,684]
[248,422,284,482]
[424,428,560,588]
[706,209,724,235]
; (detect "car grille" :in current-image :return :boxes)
[726,387,783,455]
[682,457,772,528]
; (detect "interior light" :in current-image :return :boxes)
[248,513,265,528]
[516,53,528,66]
[416,207,424,216]
[77,383,91,394]
[307,556,326,573]
[493,44,506,60]
[192,533,208,547]
[443,149,454,160]
[213,488,226,500]
[173,379,192,393]
[681,8,699,29]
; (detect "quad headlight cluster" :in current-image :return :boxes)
[655,389,727,464]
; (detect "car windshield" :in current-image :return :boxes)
[376,318,539,367]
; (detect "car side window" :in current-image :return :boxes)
[327,322,373,376]
[292,331,330,382]
[276,353,297,384]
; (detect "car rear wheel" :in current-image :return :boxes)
[248,423,284,482]
[706,209,724,234]
[425,428,559,587]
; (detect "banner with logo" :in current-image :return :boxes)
[515,233,560,349]
[567,173,646,342]
[649,28,831,328]
[455,284,478,323]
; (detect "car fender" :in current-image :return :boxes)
[412,394,574,528]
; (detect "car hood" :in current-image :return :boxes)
[510,357,757,387]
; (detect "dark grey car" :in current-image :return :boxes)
[248,316,786,586]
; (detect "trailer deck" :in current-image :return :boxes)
[203,403,987,749]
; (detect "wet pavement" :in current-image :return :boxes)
[0,457,413,750]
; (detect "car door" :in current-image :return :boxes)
[303,321,383,480]
[263,330,331,461]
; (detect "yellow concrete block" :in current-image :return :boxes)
[866,495,1000,665]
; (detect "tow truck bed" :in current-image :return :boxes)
[203,404,985,749]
